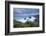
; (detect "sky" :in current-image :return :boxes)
[13,8,39,20]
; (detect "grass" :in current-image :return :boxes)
[13,20,39,28]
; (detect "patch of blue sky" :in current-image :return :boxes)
[13,8,39,20]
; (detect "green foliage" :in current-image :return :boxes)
[13,20,39,28]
